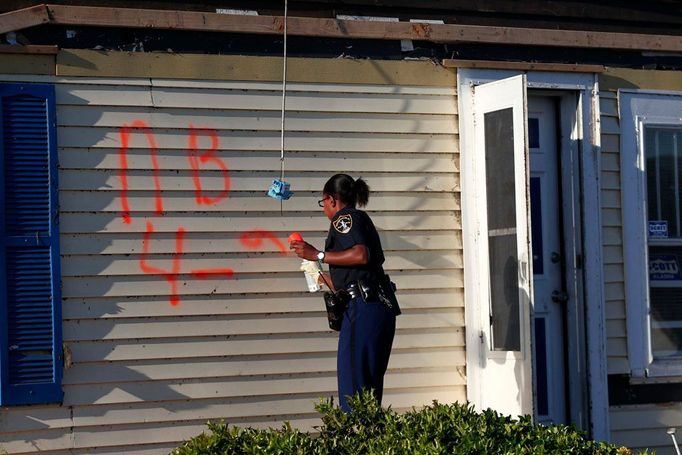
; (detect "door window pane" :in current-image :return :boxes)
[645,127,682,358]
[485,108,521,351]
[528,117,540,149]
[530,177,544,275]
[534,317,549,416]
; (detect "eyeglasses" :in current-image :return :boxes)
[318,196,330,207]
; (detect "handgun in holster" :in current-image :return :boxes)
[379,275,401,316]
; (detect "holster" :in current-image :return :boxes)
[380,274,402,316]
[323,289,350,331]
[348,275,401,316]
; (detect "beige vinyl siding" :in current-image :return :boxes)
[600,92,629,375]
[611,403,682,454]
[0,69,463,454]
[601,86,679,454]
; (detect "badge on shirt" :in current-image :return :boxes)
[333,214,353,234]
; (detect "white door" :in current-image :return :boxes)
[473,75,534,417]
[528,96,567,424]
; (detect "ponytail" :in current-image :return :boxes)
[353,178,369,207]
[323,174,371,208]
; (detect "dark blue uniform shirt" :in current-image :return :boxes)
[324,206,385,291]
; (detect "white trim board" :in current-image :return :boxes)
[457,69,609,440]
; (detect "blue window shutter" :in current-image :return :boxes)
[0,84,62,405]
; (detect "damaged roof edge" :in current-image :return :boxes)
[1,4,682,53]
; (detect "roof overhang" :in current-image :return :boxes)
[1,4,682,52]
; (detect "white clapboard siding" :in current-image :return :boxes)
[61,289,464,319]
[58,230,462,255]
[62,348,466,384]
[59,191,460,213]
[59,171,458,193]
[57,106,457,134]
[57,84,457,114]
[600,92,628,376]
[0,69,463,455]
[58,212,461,234]
[59,128,458,153]
[60,250,463,276]
[4,389,463,454]
[66,327,464,362]
[74,388,461,427]
[61,369,465,406]
[62,308,464,341]
[60,269,463,299]
[59,149,459,172]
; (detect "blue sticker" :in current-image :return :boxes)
[649,221,669,239]
[649,254,682,281]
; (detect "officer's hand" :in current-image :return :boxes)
[290,240,319,261]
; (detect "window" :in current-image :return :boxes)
[645,127,682,360]
[621,91,682,377]
[0,84,62,404]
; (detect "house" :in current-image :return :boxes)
[1,1,681,453]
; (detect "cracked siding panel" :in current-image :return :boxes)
[0,69,463,454]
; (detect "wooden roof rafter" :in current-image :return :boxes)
[0,5,50,35]
[1,4,682,52]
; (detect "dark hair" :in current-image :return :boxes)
[323,174,370,208]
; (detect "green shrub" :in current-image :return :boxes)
[172,390,639,454]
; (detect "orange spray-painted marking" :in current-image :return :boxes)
[139,221,185,306]
[118,120,164,224]
[187,126,231,206]
[191,268,235,279]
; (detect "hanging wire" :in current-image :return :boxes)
[279,0,288,213]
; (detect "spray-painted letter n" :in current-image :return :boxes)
[118,120,164,224]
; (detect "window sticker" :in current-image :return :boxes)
[649,220,669,239]
[649,254,682,281]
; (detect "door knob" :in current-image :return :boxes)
[551,290,569,303]
[551,252,562,263]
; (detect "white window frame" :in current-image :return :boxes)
[620,89,682,379]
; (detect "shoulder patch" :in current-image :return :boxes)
[333,214,353,234]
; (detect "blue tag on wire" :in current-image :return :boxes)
[267,179,293,200]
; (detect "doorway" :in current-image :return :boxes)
[528,95,567,425]
[458,69,606,435]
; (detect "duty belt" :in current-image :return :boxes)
[345,282,363,300]
[346,280,399,315]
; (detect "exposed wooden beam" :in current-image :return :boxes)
[45,4,682,52]
[0,44,58,54]
[3,4,682,53]
[0,4,50,34]
[443,59,605,73]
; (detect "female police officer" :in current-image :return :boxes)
[290,173,397,413]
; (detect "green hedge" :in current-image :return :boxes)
[173,391,637,454]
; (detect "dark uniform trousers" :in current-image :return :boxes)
[337,293,396,413]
